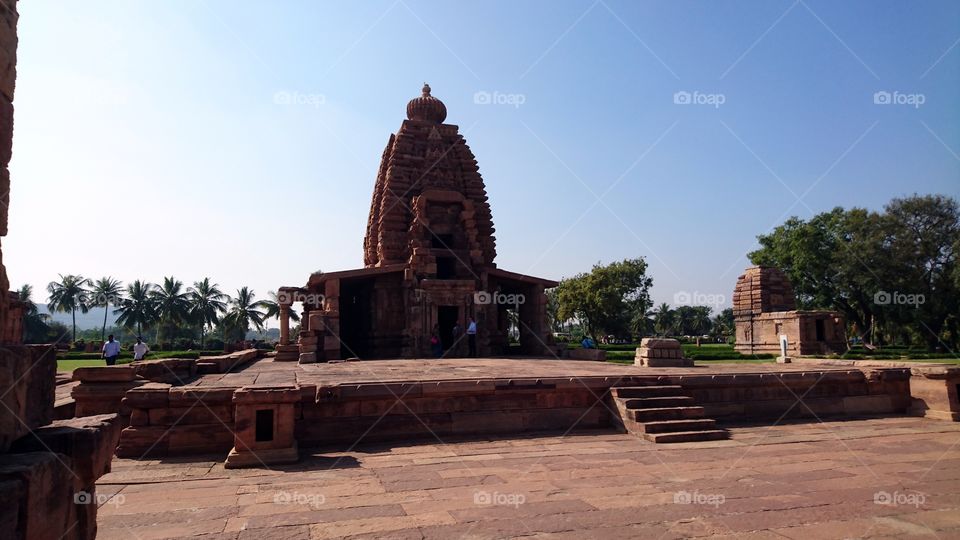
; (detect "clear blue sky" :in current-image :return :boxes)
[8,0,960,316]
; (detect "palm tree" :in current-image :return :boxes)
[46,274,91,341]
[150,276,192,344]
[17,285,51,343]
[652,302,674,337]
[91,277,124,341]
[115,280,156,337]
[690,306,712,336]
[188,278,227,348]
[222,287,266,341]
[259,290,301,327]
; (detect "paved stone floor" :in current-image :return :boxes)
[96,416,960,539]
[185,358,862,390]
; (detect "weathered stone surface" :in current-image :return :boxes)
[635,338,693,367]
[0,452,75,540]
[9,414,121,486]
[0,345,56,452]
[72,365,136,383]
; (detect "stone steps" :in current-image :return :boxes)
[643,429,729,443]
[611,385,728,444]
[628,406,705,422]
[611,385,685,398]
[622,396,696,409]
[641,418,717,433]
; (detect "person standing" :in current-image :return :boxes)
[133,336,150,360]
[467,316,477,357]
[102,334,121,366]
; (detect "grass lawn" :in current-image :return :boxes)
[57,359,132,372]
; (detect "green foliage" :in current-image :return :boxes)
[555,258,653,339]
[750,194,960,351]
[46,274,92,341]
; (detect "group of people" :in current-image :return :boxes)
[100,335,151,366]
[430,317,478,358]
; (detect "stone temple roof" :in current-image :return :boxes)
[406,83,447,124]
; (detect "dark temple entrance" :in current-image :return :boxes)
[340,278,374,358]
[438,306,459,351]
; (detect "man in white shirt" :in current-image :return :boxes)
[133,337,150,361]
[102,335,121,366]
[467,317,478,357]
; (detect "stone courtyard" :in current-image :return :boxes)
[96,416,960,539]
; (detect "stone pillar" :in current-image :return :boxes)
[279,304,290,345]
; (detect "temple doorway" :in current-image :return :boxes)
[438,306,459,351]
[340,278,374,358]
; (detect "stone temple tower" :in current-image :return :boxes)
[363,83,497,272]
[279,85,556,360]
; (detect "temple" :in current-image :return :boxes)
[732,265,846,356]
[277,84,557,361]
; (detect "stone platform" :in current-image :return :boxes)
[96,416,960,539]
[115,358,917,459]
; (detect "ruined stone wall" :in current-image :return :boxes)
[0,0,16,343]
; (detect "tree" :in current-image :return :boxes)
[710,308,735,343]
[652,303,674,337]
[150,276,192,344]
[17,285,51,344]
[689,306,712,337]
[259,291,301,327]
[188,278,228,349]
[222,287,266,342]
[115,280,156,337]
[46,274,91,341]
[750,194,960,350]
[554,258,653,339]
[91,277,124,341]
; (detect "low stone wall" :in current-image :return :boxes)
[196,349,259,374]
[113,367,917,458]
[568,349,606,361]
[660,369,912,420]
[298,379,612,446]
[118,384,235,458]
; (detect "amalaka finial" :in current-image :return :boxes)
[422,83,431,96]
